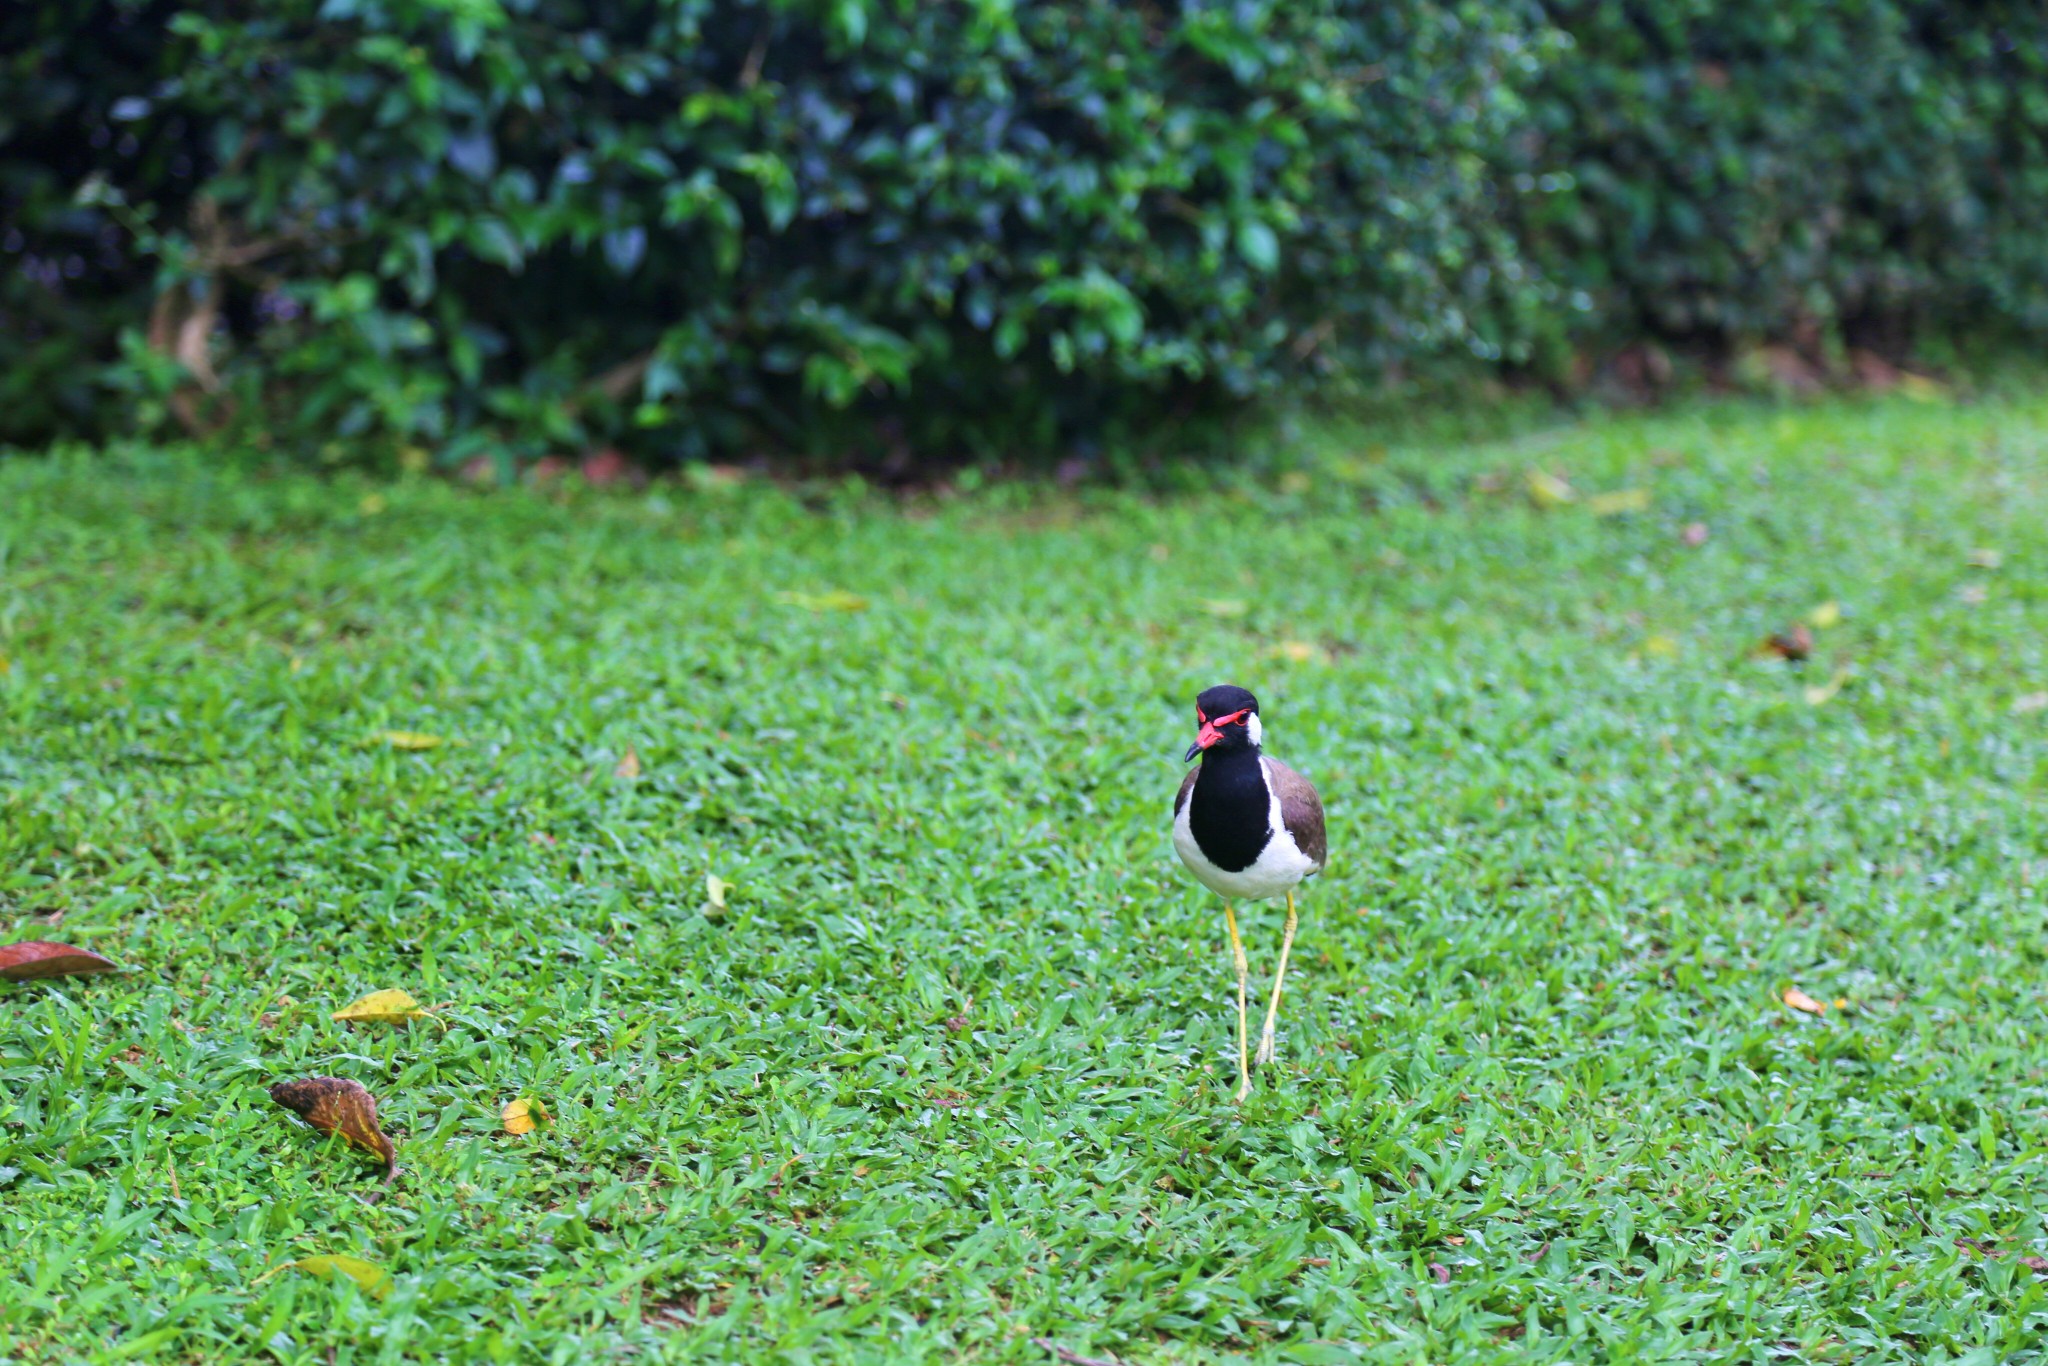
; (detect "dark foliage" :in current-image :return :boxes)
[3,0,2045,467]
[0,0,1539,466]
[1515,0,2048,354]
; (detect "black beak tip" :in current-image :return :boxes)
[1183,743,1202,763]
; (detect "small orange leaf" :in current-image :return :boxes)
[0,941,119,982]
[615,747,641,779]
[270,1077,398,1182]
[502,1097,550,1135]
[1782,987,1827,1015]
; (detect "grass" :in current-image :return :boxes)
[3,388,2046,1365]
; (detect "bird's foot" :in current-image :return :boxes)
[1233,1077,1251,1104]
[1253,1027,1277,1070]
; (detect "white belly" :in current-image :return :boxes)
[1172,770,1318,902]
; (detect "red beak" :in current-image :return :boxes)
[1184,708,1249,762]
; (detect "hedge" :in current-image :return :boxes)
[3,1,2045,467]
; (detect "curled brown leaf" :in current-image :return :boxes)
[0,941,119,982]
[269,1076,398,1183]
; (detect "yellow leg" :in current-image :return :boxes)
[1224,902,1251,1103]
[1255,889,1300,1070]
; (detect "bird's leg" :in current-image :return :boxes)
[1255,889,1300,1070]
[1224,901,1251,1103]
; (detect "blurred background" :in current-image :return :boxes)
[4,0,2044,479]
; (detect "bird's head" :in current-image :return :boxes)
[1184,684,1262,762]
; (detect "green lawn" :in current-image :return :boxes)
[4,390,2046,1365]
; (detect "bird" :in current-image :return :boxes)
[1171,684,1326,1103]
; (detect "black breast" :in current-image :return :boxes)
[1188,749,1273,872]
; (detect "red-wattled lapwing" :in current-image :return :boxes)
[1172,684,1326,1103]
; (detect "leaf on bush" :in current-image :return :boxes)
[776,589,869,613]
[1804,666,1850,706]
[1525,471,1576,508]
[1588,488,1651,516]
[502,1097,550,1135]
[256,1254,393,1300]
[1782,987,1827,1015]
[615,747,642,779]
[1236,220,1279,273]
[269,1077,398,1182]
[332,988,427,1025]
[0,941,119,982]
[375,730,443,750]
[1807,600,1842,629]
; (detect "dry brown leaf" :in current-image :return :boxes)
[502,1097,550,1135]
[375,730,443,750]
[1782,986,1828,1015]
[1588,488,1652,516]
[256,1253,393,1300]
[615,747,642,779]
[332,987,429,1025]
[269,1076,398,1182]
[0,941,119,982]
[1762,624,1814,661]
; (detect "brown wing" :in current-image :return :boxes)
[1173,766,1198,818]
[1263,757,1326,870]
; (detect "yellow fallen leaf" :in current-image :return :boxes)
[1273,640,1320,663]
[1804,666,1851,706]
[1201,599,1249,619]
[359,493,387,516]
[1897,372,1947,402]
[1525,470,1576,508]
[502,1097,550,1135]
[706,873,730,911]
[1782,987,1827,1015]
[332,988,427,1025]
[1588,488,1652,516]
[1807,600,1842,629]
[776,589,869,613]
[1277,471,1312,496]
[256,1254,393,1300]
[1641,634,1681,660]
[615,747,641,779]
[375,730,443,750]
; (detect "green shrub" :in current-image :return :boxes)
[1,0,1544,467]
[1515,0,2048,353]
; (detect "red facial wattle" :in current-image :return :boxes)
[1186,707,1250,761]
